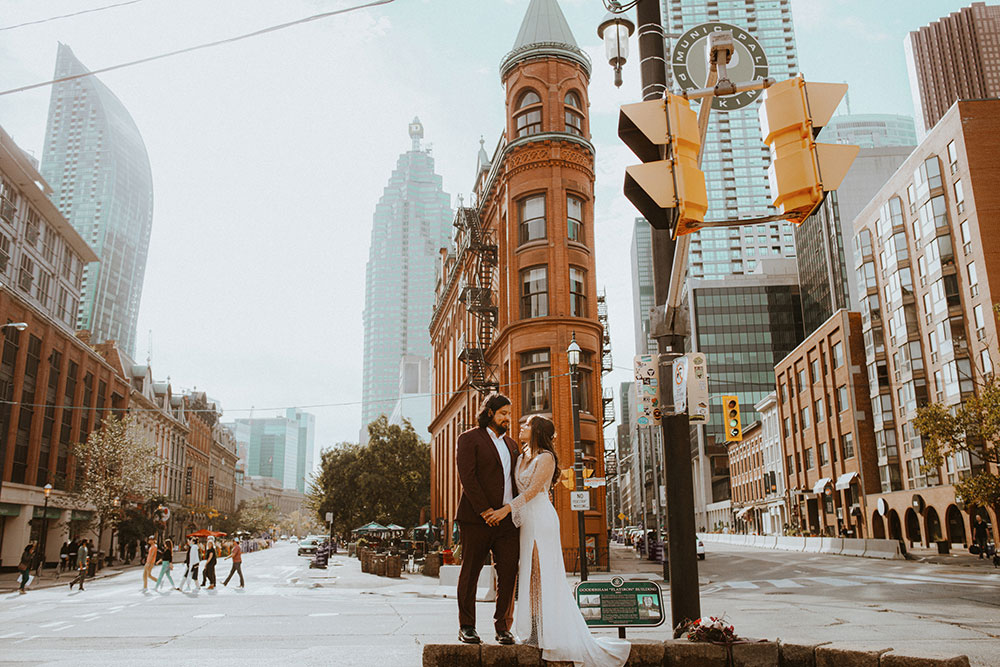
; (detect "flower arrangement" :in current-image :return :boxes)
[679,615,738,644]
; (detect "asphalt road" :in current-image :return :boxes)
[0,541,996,665]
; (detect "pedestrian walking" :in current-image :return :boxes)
[201,536,218,589]
[69,540,89,591]
[142,536,158,590]
[126,540,136,564]
[222,539,244,588]
[973,515,990,558]
[32,542,45,578]
[154,539,177,591]
[180,537,201,592]
[17,544,35,594]
[59,540,71,575]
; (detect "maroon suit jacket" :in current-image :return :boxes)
[455,426,520,525]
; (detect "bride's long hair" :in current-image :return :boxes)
[527,415,561,487]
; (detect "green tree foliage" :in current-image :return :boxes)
[308,417,430,535]
[234,497,279,536]
[71,415,161,553]
[914,373,1000,512]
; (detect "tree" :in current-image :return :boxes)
[278,508,321,538]
[71,415,160,558]
[234,497,279,536]
[914,373,1000,521]
[308,417,430,536]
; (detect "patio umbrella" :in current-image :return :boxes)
[186,529,227,538]
[353,522,388,534]
[385,524,405,532]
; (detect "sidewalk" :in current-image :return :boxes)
[0,559,144,594]
[904,544,1000,568]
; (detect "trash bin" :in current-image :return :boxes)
[385,554,401,578]
[936,540,950,555]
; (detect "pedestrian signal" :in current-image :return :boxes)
[619,94,708,237]
[723,395,742,442]
[758,75,858,224]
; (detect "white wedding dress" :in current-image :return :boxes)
[510,451,630,667]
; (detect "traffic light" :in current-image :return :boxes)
[758,75,859,224]
[723,395,742,442]
[619,94,708,237]
[559,468,575,490]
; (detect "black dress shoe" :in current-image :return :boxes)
[495,630,515,645]
[458,626,481,644]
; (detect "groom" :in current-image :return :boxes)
[455,392,520,645]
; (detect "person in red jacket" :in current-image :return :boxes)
[223,539,244,588]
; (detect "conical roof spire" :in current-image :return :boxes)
[500,0,590,79]
[476,136,491,175]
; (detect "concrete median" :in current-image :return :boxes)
[820,537,845,555]
[863,539,904,560]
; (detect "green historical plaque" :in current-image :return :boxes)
[575,577,664,628]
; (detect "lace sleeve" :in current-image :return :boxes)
[510,453,556,528]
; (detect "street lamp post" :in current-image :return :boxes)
[597,3,635,88]
[41,483,52,574]
[567,332,588,582]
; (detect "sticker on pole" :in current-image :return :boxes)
[670,22,769,111]
[575,577,665,627]
[571,491,591,511]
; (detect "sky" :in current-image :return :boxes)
[0,0,978,473]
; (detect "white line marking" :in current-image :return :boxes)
[40,621,66,628]
[0,632,23,639]
[192,613,224,619]
[853,574,923,585]
[48,624,73,632]
[308,612,340,617]
[806,577,859,587]
[13,635,38,644]
[726,581,759,589]
[765,579,804,588]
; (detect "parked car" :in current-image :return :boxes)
[298,538,319,556]
[696,536,706,560]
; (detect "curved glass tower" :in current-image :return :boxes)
[41,43,153,356]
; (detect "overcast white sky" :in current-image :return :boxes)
[0,0,975,472]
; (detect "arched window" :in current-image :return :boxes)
[564,90,583,136]
[515,90,542,137]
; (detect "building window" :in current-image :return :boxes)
[567,195,583,242]
[520,266,548,318]
[796,368,805,392]
[804,447,814,469]
[836,385,848,413]
[954,179,965,214]
[515,89,542,138]
[967,261,978,297]
[810,358,819,383]
[818,442,828,466]
[832,341,844,368]
[577,351,594,414]
[518,194,546,244]
[520,350,550,414]
[815,398,825,423]
[842,432,855,459]
[570,267,586,317]
[783,417,790,438]
[18,255,34,293]
[946,140,958,172]
[800,406,810,431]
[564,91,584,136]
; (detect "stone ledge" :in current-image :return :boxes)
[421,642,971,667]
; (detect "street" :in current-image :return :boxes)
[0,542,998,666]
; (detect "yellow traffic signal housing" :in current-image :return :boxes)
[723,395,743,443]
[559,468,575,490]
[619,95,708,237]
[758,75,859,224]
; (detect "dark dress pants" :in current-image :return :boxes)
[457,517,519,633]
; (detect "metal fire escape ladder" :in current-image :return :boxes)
[456,207,499,394]
[597,290,615,428]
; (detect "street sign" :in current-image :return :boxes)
[584,477,606,488]
[325,512,333,523]
[575,577,665,628]
[633,355,660,426]
[671,22,769,111]
[571,491,591,511]
[617,512,626,520]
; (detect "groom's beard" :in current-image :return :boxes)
[489,420,508,435]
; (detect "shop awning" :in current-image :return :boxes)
[734,506,751,519]
[835,472,859,490]
[812,477,831,495]
[0,502,20,517]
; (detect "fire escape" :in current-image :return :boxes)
[457,207,499,394]
[597,290,615,428]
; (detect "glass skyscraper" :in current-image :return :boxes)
[661,0,800,279]
[818,114,917,149]
[630,218,656,356]
[41,44,153,356]
[360,119,452,439]
[231,408,315,493]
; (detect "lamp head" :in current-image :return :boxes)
[567,331,581,368]
[43,483,52,497]
[597,5,635,88]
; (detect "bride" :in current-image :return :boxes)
[484,415,630,666]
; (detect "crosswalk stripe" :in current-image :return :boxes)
[805,577,859,587]
[765,579,803,588]
[853,574,921,585]
[726,581,759,589]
